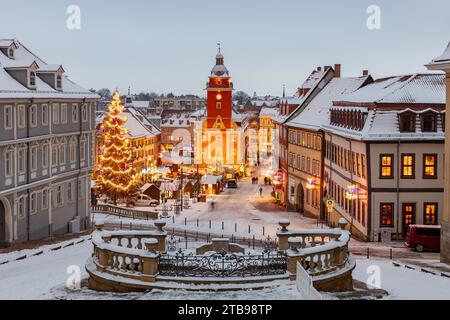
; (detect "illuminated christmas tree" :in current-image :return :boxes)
[94,90,140,205]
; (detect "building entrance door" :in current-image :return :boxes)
[402,203,416,237]
[297,184,305,214]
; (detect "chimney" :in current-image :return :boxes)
[317,66,322,72]
[363,70,369,76]
[334,64,341,78]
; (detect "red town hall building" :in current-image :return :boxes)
[195,49,244,171]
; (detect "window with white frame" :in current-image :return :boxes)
[18,146,26,173]
[80,137,86,161]
[30,104,37,127]
[69,139,77,163]
[56,75,62,89]
[52,104,60,124]
[17,197,26,219]
[51,144,58,167]
[17,105,26,128]
[4,105,13,130]
[61,104,67,124]
[59,139,66,165]
[55,185,63,207]
[30,193,37,214]
[82,104,88,122]
[42,104,48,126]
[4,147,14,177]
[41,189,49,210]
[67,181,75,202]
[72,104,79,123]
[30,145,38,172]
[42,143,49,168]
[29,71,36,87]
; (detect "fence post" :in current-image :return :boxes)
[248,225,251,234]
[367,247,370,259]
[222,222,224,230]
[209,220,211,229]
[120,221,123,230]
[253,235,255,250]
[172,216,175,224]
[235,223,237,233]
[263,226,265,236]
[185,217,187,226]
[197,219,199,227]
[390,248,393,260]
[185,236,188,249]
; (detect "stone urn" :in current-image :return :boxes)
[338,218,348,231]
[154,220,166,232]
[279,219,291,232]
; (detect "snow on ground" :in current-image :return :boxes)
[1,232,449,300]
[353,258,450,300]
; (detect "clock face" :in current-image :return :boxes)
[216,93,223,101]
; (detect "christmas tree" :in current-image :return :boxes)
[94,90,140,205]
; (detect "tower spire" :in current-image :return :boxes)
[127,86,131,96]
[217,42,221,53]
[282,84,286,98]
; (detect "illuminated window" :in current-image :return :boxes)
[401,154,415,178]
[424,203,438,225]
[380,203,394,227]
[216,102,222,110]
[380,154,393,178]
[423,154,437,178]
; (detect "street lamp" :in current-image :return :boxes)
[345,184,360,233]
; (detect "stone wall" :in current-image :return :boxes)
[441,221,450,263]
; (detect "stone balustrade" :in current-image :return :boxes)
[276,218,355,291]
[91,204,159,220]
[91,221,168,284]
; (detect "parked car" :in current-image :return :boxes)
[129,194,159,207]
[227,179,238,189]
[405,225,441,252]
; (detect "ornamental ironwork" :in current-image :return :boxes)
[158,250,287,278]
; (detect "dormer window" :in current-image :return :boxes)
[29,71,36,87]
[399,112,416,132]
[56,75,62,89]
[7,48,14,59]
[422,112,437,132]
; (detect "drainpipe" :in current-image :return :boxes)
[396,139,401,239]
[26,98,34,241]
[76,98,86,224]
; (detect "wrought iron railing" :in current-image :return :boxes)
[158,250,287,278]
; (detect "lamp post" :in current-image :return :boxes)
[345,184,360,234]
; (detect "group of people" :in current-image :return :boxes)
[251,177,259,184]
[263,177,273,185]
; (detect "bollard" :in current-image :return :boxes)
[185,217,187,226]
[185,237,188,249]
[248,225,251,234]
[197,219,199,227]
[263,226,265,236]
[209,220,211,229]
[172,216,175,224]
[367,247,370,259]
[222,222,224,230]
[253,235,255,250]
[235,223,237,233]
[390,248,393,260]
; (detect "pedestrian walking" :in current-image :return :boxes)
[210,200,215,212]
[259,186,263,197]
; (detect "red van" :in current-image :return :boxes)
[405,225,441,252]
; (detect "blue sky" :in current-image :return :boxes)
[1,0,449,96]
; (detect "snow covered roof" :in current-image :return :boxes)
[259,107,279,117]
[336,73,445,105]
[426,41,450,71]
[97,107,160,138]
[201,175,222,185]
[322,73,446,141]
[300,68,328,89]
[286,76,370,131]
[0,39,99,100]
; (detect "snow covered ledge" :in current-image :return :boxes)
[277,218,355,292]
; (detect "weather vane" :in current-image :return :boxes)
[217,42,221,53]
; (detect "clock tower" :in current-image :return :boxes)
[206,47,234,128]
